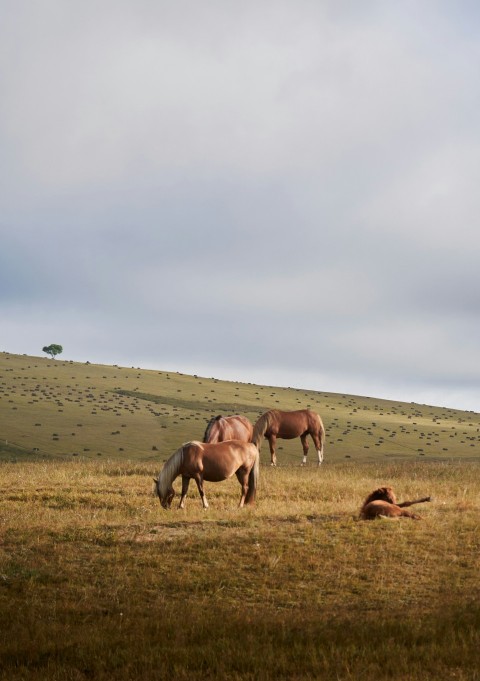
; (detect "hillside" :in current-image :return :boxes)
[1,351,479,463]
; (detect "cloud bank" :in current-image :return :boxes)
[1,1,479,410]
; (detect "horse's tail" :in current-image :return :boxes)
[318,415,326,463]
[252,411,274,450]
[203,415,222,443]
[245,444,260,505]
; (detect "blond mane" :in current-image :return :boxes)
[157,445,185,498]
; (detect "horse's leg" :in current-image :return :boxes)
[311,432,324,465]
[268,435,277,466]
[400,509,422,520]
[178,476,190,509]
[300,433,309,465]
[194,474,209,509]
[235,468,249,507]
[397,496,431,508]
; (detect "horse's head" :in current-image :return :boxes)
[153,478,175,509]
[161,487,175,509]
[363,486,397,506]
[379,486,397,504]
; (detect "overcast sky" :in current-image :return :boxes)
[1,1,479,411]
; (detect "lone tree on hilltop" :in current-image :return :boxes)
[42,344,63,359]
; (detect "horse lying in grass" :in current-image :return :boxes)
[203,414,253,444]
[153,440,259,509]
[360,486,431,520]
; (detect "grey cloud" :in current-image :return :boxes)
[1,1,480,410]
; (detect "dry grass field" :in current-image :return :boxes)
[1,352,480,680]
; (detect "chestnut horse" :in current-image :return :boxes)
[153,440,259,509]
[252,409,325,466]
[360,486,431,520]
[203,414,253,444]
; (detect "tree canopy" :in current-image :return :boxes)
[42,344,63,359]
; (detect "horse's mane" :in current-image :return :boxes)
[362,486,397,508]
[252,410,277,449]
[158,445,185,498]
[203,415,222,443]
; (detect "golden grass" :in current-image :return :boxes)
[1,460,479,680]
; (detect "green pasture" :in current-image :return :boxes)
[1,351,479,464]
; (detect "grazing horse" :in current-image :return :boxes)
[252,409,325,466]
[360,486,431,520]
[203,414,253,444]
[153,440,259,509]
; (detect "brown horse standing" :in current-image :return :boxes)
[360,487,431,520]
[203,414,253,444]
[252,409,325,466]
[153,440,259,509]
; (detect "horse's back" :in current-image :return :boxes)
[204,415,252,443]
[196,440,257,481]
[360,500,402,519]
[203,439,257,462]
[274,409,322,437]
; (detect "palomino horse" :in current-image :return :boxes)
[252,409,325,466]
[360,487,431,520]
[153,440,259,509]
[203,414,253,444]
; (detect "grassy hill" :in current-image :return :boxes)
[1,351,479,463]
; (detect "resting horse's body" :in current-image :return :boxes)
[360,486,431,520]
[153,440,259,509]
[252,409,325,466]
[203,414,253,444]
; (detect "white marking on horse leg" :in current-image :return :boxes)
[317,449,323,464]
[302,455,307,466]
[202,495,209,509]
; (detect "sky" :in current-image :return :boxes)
[1,0,480,412]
